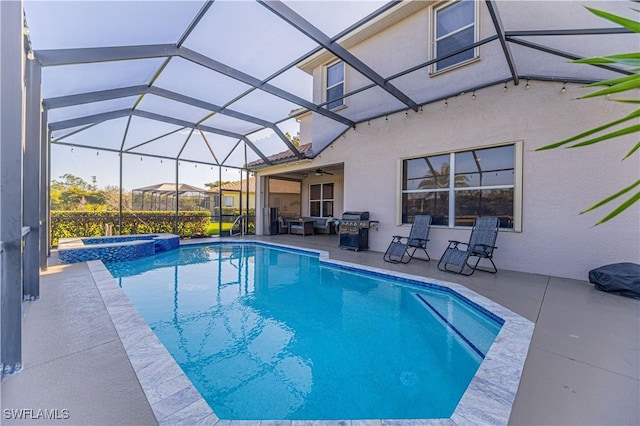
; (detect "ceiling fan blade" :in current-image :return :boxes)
[316,168,333,176]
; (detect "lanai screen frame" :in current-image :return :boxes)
[1,0,635,376]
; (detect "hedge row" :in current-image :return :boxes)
[51,211,210,247]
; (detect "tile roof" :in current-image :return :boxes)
[247,143,313,168]
[131,183,208,194]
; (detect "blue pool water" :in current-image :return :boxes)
[107,243,502,420]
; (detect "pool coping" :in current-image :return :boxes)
[88,238,534,425]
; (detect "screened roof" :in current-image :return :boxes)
[132,183,209,195]
[24,0,636,170]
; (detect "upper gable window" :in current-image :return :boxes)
[434,0,476,72]
[326,61,345,110]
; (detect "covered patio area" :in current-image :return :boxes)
[2,236,638,425]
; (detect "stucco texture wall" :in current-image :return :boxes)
[313,81,639,280]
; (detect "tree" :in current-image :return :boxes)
[204,181,231,190]
[285,131,301,147]
[537,5,639,225]
[51,174,106,210]
[103,185,131,210]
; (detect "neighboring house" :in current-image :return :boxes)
[216,177,256,211]
[249,0,639,280]
[131,183,210,211]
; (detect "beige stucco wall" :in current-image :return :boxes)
[258,1,640,280]
[308,81,639,280]
[299,0,637,152]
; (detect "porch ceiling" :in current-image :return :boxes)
[24,0,636,170]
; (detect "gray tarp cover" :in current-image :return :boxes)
[589,263,640,299]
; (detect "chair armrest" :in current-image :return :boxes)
[447,240,467,249]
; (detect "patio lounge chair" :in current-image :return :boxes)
[437,217,499,276]
[383,215,432,263]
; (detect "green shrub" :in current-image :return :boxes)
[51,211,210,246]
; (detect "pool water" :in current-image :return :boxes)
[107,243,502,420]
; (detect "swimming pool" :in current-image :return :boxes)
[107,243,507,421]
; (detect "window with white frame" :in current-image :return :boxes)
[401,144,518,229]
[326,61,344,110]
[224,196,234,207]
[433,0,476,72]
[309,183,334,217]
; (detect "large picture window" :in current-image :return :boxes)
[326,61,344,110]
[434,0,476,71]
[402,144,517,229]
[309,183,334,217]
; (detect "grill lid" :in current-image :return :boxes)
[341,211,370,220]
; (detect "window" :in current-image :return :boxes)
[224,196,234,207]
[326,61,344,110]
[309,183,334,217]
[434,0,476,71]
[401,144,518,229]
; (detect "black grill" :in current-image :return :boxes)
[338,211,375,251]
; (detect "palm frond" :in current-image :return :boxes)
[536,109,640,150]
[624,141,640,159]
[593,191,640,225]
[585,74,638,87]
[581,179,640,214]
[585,6,640,32]
[568,124,640,148]
[580,77,640,98]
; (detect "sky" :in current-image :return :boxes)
[25,0,388,189]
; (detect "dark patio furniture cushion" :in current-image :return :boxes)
[588,262,640,299]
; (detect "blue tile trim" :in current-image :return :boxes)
[184,240,322,258]
[415,293,486,359]
[59,234,179,264]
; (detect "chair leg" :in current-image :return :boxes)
[438,261,467,275]
[406,246,430,262]
[437,258,466,274]
[421,247,431,261]
[465,255,498,275]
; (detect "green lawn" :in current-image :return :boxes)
[205,221,233,236]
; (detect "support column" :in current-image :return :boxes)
[174,160,179,234]
[39,110,49,269]
[0,0,25,374]
[218,166,222,234]
[118,152,123,234]
[24,55,41,300]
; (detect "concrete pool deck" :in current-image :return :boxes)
[2,234,638,425]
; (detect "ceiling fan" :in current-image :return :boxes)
[315,168,333,176]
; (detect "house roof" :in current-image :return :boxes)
[214,177,300,194]
[218,177,256,193]
[247,143,313,168]
[132,183,208,194]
